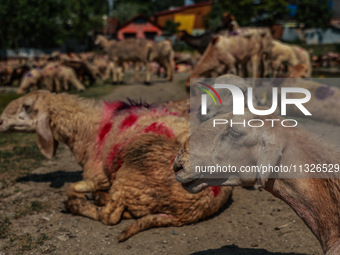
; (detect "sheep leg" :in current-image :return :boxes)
[65,196,126,226]
[118,214,175,242]
[144,62,151,84]
[63,78,69,91]
[117,66,123,83]
[66,179,96,199]
[112,64,118,83]
[165,60,173,81]
[54,77,62,92]
[98,197,125,225]
[44,77,53,92]
[64,198,100,220]
[134,63,140,82]
[69,76,85,92]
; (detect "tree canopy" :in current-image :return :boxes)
[215,0,289,27]
[0,0,108,49]
[295,0,332,29]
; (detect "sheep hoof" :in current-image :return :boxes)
[64,198,85,215]
[144,81,151,85]
[78,89,84,93]
[117,231,129,242]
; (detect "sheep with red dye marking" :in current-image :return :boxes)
[0,91,232,241]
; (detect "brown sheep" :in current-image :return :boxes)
[17,68,43,94]
[0,91,232,241]
[174,110,340,255]
[187,30,272,90]
[267,40,299,77]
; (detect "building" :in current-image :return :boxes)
[117,14,163,40]
[153,1,212,34]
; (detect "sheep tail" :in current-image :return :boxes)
[118,214,175,242]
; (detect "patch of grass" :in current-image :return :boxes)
[2,233,50,254]
[0,92,21,112]
[73,82,117,99]
[0,140,44,175]
[0,217,11,239]
[14,200,49,219]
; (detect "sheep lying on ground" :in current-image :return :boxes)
[174,110,340,255]
[0,91,232,241]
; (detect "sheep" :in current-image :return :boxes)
[18,63,86,93]
[17,68,43,94]
[56,65,86,92]
[0,91,233,241]
[148,40,174,81]
[95,35,151,84]
[173,109,340,254]
[267,40,299,77]
[187,30,272,90]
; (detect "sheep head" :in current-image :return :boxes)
[0,90,58,159]
[174,110,286,193]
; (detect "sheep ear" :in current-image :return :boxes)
[255,135,283,188]
[36,113,58,159]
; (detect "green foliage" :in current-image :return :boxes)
[0,0,108,48]
[216,0,288,26]
[113,0,185,14]
[163,20,180,35]
[295,0,332,28]
[203,3,224,31]
[111,2,143,24]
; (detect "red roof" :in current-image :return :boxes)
[119,14,162,30]
[153,1,213,16]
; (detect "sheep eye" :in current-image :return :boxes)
[228,128,243,139]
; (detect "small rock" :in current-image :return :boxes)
[171,230,178,235]
[57,234,69,241]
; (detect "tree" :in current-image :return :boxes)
[216,0,288,27]
[111,2,143,24]
[163,20,180,35]
[113,0,185,15]
[295,0,332,29]
[203,2,224,31]
[0,0,109,49]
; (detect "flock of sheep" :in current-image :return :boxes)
[1,22,340,254]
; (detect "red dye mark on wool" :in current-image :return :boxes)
[120,113,138,130]
[210,186,221,197]
[143,122,174,138]
[105,143,124,179]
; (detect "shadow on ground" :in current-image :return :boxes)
[191,245,307,255]
[16,170,82,188]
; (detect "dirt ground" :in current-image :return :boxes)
[2,72,340,255]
